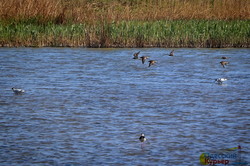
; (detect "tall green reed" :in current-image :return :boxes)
[0,20,249,47]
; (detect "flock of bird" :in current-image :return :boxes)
[132,49,229,85]
[132,50,174,67]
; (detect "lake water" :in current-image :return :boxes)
[0,48,249,166]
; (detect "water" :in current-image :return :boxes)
[0,48,249,166]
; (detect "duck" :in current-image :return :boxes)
[140,56,149,64]
[220,61,229,68]
[12,87,25,94]
[148,60,157,67]
[133,51,140,59]
[169,50,174,56]
[139,133,146,143]
[215,78,227,84]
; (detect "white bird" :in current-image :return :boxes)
[139,133,146,143]
[139,133,147,148]
[12,87,25,94]
[215,78,227,84]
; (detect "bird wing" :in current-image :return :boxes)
[142,58,145,64]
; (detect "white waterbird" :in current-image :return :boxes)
[215,78,227,84]
[12,87,25,94]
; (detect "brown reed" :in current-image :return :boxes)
[0,0,249,24]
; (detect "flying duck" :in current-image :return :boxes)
[220,61,229,68]
[169,50,174,56]
[148,60,157,67]
[140,56,149,64]
[133,51,140,59]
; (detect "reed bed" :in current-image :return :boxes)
[0,20,249,47]
[0,0,249,47]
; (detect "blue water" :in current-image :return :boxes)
[0,48,249,165]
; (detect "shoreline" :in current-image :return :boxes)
[1,44,248,49]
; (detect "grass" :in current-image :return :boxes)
[0,20,249,47]
[0,0,249,47]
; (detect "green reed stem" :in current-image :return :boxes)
[0,20,249,47]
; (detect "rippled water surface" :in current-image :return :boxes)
[0,48,249,165]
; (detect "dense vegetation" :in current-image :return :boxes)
[0,0,249,47]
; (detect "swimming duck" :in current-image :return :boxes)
[139,133,147,148]
[139,133,146,143]
[215,78,227,84]
[12,87,25,94]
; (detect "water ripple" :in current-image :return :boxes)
[0,48,249,165]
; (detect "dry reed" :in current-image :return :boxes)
[0,0,249,24]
